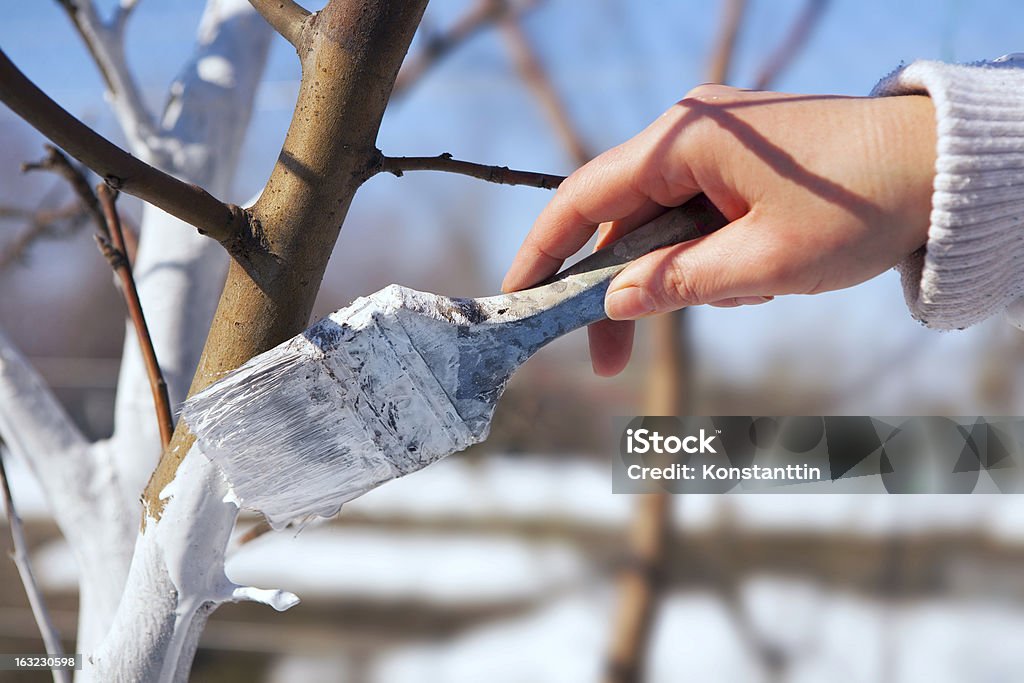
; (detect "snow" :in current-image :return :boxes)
[368,587,1024,683]
[23,453,1024,603]
[20,443,1024,682]
[346,455,1024,542]
[345,454,633,526]
[372,592,611,683]
[226,526,587,605]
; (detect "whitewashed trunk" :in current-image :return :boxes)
[1,0,282,679]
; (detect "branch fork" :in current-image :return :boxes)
[248,0,312,49]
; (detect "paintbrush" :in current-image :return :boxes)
[181,195,727,528]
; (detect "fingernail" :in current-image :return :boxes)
[606,287,656,320]
[735,295,773,306]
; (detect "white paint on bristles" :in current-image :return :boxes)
[184,285,481,529]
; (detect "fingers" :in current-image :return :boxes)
[502,131,701,293]
[594,201,668,250]
[586,204,667,375]
[605,213,790,319]
[708,296,774,308]
[588,319,635,377]
[502,147,652,291]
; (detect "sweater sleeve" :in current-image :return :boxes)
[871,54,1024,330]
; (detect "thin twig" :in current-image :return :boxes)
[111,0,142,34]
[0,204,88,269]
[2,146,106,268]
[393,0,539,98]
[236,520,273,547]
[23,145,108,236]
[248,0,311,48]
[378,152,564,189]
[96,185,174,448]
[752,0,828,90]
[499,17,591,165]
[54,0,157,151]
[7,146,139,267]
[705,0,747,85]
[0,49,244,244]
[0,443,69,683]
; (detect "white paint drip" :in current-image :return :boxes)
[151,447,298,681]
[183,285,480,529]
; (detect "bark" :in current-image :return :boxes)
[144,0,430,510]
[111,0,273,518]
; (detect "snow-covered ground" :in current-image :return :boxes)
[266,586,1024,683]
[10,449,1024,539]
[18,452,1024,591]
[12,450,1024,681]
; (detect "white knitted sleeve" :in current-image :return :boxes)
[872,55,1024,330]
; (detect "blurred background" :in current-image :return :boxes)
[3,0,1024,680]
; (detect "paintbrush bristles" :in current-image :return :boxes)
[181,287,478,528]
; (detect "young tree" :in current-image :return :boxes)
[0,0,468,678]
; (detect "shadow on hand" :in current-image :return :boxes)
[651,94,883,224]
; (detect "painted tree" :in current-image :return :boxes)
[1,0,430,678]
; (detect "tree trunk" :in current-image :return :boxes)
[88,1,429,679]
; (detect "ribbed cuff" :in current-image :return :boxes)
[872,55,1024,329]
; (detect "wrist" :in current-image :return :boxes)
[870,95,937,251]
[873,58,1024,329]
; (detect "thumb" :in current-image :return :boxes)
[604,213,785,320]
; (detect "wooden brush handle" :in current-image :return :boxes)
[480,195,729,357]
[543,193,728,285]
[527,194,729,329]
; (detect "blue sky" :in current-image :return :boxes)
[3,0,1019,264]
[2,0,1023,412]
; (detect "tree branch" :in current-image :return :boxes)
[752,0,828,90]
[112,0,142,34]
[248,0,310,49]
[0,445,69,683]
[499,16,591,165]
[104,1,273,521]
[22,145,108,237]
[0,49,245,244]
[235,519,272,548]
[4,145,138,268]
[0,333,88,464]
[377,152,564,189]
[54,0,158,158]
[393,0,539,98]
[96,185,174,448]
[0,203,88,269]
[0,328,136,654]
[142,0,431,511]
[705,0,747,85]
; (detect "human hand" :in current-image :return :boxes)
[501,86,937,376]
